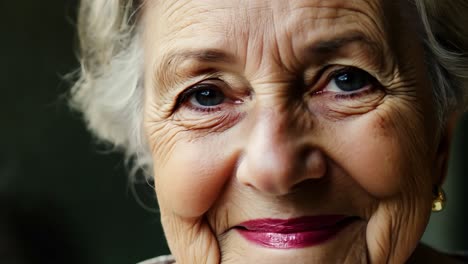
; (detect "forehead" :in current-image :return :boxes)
[144,0,391,46]
[142,0,409,82]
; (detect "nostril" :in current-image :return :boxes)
[287,149,328,192]
[290,178,325,193]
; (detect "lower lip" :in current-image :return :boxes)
[236,216,356,249]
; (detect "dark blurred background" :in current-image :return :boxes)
[0,1,169,264]
[0,1,466,264]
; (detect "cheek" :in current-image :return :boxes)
[154,136,235,218]
[330,109,428,198]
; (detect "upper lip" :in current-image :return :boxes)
[235,215,356,233]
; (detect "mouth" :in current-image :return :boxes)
[234,215,359,249]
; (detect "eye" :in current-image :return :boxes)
[175,81,230,112]
[326,67,375,93]
[189,84,225,107]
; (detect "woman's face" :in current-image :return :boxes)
[142,0,449,263]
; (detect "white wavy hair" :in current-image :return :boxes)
[70,0,468,179]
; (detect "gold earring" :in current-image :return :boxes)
[432,186,446,212]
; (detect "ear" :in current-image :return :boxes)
[434,112,459,186]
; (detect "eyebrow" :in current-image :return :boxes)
[154,48,237,90]
[169,49,235,64]
[310,34,373,53]
[304,32,384,67]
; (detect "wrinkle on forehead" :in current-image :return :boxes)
[146,0,385,40]
[143,0,406,93]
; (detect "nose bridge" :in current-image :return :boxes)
[237,100,325,195]
[248,106,295,176]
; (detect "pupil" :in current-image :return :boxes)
[335,70,370,92]
[195,89,224,106]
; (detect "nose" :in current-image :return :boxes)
[236,107,327,196]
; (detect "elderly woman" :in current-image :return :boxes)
[71,0,468,263]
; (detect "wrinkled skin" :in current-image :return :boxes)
[142,0,454,263]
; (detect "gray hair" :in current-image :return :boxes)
[69,0,468,179]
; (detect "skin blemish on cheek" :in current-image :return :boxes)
[373,112,390,137]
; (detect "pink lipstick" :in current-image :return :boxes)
[235,215,356,249]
